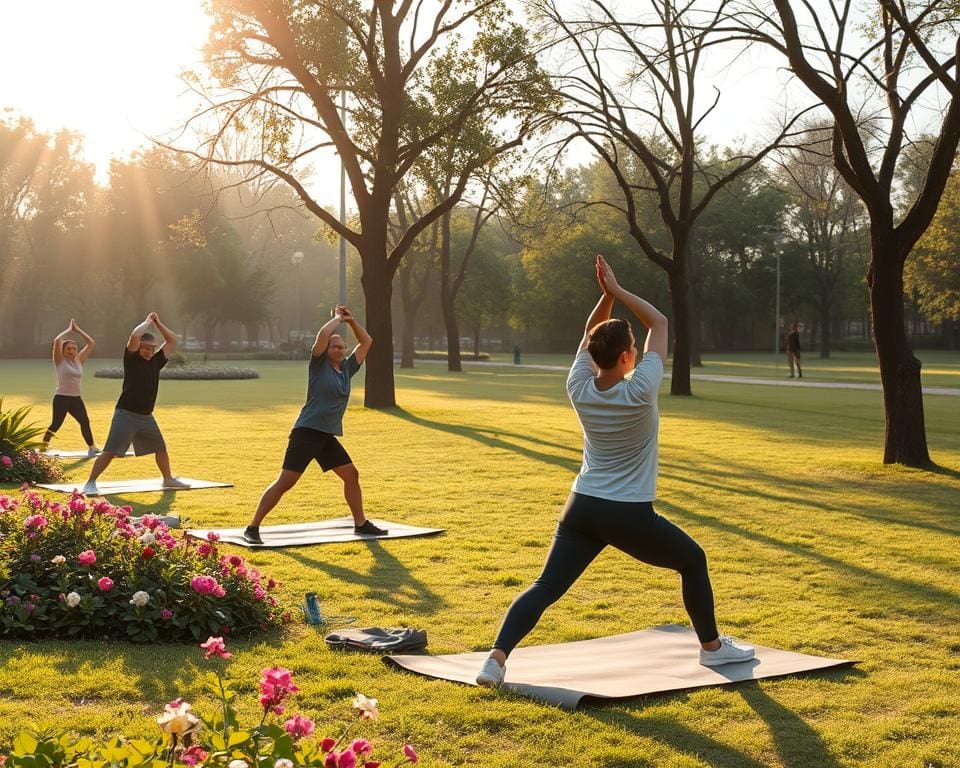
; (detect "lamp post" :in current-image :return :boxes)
[291,250,304,338]
[774,247,781,375]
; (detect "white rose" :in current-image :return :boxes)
[157,700,199,736]
[275,760,294,768]
[51,555,66,565]
[66,592,81,608]
[228,761,248,768]
[138,531,156,545]
[130,591,150,607]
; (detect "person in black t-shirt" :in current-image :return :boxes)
[83,312,190,495]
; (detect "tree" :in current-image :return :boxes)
[392,189,437,368]
[535,0,805,394]
[188,0,551,407]
[737,0,960,465]
[457,218,515,356]
[775,127,866,357]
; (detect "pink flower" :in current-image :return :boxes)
[259,666,299,713]
[161,609,173,621]
[206,531,220,542]
[321,737,337,752]
[402,745,418,764]
[24,514,48,530]
[363,762,381,768]
[324,754,338,768]
[1,456,12,467]
[229,555,243,567]
[179,745,208,766]
[284,713,315,739]
[190,575,225,597]
[197,543,214,557]
[350,739,373,756]
[78,550,96,566]
[97,577,114,592]
[337,750,357,768]
[200,636,232,660]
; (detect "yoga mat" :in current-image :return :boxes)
[385,624,856,710]
[43,449,131,459]
[38,478,232,495]
[187,517,445,548]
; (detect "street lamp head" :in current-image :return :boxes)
[291,250,304,265]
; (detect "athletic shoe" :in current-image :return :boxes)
[355,520,389,536]
[243,526,263,545]
[161,477,191,489]
[699,636,756,667]
[475,657,505,687]
[87,446,100,457]
[82,481,98,496]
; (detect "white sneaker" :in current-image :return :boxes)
[87,446,100,457]
[161,477,191,489]
[699,636,756,667]
[475,657,505,687]
[82,481,99,496]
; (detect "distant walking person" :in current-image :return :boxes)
[243,305,387,545]
[43,319,99,456]
[787,322,802,378]
[83,313,190,495]
[475,255,754,688]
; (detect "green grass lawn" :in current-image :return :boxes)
[495,349,960,389]
[1,358,959,767]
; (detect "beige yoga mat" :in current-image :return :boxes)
[385,624,856,710]
[38,478,232,495]
[187,517,445,548]
[43,449,131,459]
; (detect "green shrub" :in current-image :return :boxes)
[0,490,287,642]
[0,449,64,485]
[0,396,45,455]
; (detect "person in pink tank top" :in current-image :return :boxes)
[43,319,99,456]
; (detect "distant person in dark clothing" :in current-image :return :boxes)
[514,344,522,365]
[83,312,189,495]
[787,322,802,378]
[243,305,387,544]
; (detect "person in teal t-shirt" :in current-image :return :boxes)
[243,305,388,544]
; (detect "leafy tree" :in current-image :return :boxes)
[736,0,960,465]
[187,0,552,406]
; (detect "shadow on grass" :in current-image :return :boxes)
[657,497,960,614]
[280,540,449,617]
[384,407,581,472]
[585,672,860,768]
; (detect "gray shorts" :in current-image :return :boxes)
[103,408,167,456]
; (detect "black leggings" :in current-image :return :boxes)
[44,395,95,446]
[492,493,719,655]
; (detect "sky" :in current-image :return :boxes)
[0,0,796,209]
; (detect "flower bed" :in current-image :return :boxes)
[0,450,63,485]
[0,490,286,641]
[94,367,260,380]
[3,637,420,768]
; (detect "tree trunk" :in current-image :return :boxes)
[689,282,703,367]
[359,256,397,408]
[439,211,462,372]
[870,244,930,467]
[668,269,692,396]
[398,264,419,369]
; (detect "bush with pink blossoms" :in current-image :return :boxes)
[2,638,421,768]
[0,489,287,642]
[0,449,63,485]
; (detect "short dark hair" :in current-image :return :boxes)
[587,318,633,369]
[140,332,156,344]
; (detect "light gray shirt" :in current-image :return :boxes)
[565,349,664,502]
[55,358,83,396]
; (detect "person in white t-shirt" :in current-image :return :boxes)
[42,319,99,456]
[476,256,755,688]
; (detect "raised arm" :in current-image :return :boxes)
[311,310,345,357]
[577,257,616,354]
[127,315,154,352]
[597,255,668,361]
[52,321,74,365]
[73,320,96,363]
[149,312,178,356]
[337,305,373,365]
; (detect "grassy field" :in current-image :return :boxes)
[1,357,959,767]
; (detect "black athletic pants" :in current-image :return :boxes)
[492,492,719,655]
[44,395,94,446]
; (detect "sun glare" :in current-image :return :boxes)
[0,1,211,181]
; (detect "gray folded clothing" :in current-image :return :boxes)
[324,626,428,653]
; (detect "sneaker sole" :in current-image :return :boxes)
[475,675,502,687]
[699,654,756,667]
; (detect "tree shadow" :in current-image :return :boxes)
[279,539,448,618]
[384,407,581,472]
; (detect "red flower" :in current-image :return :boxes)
[142,546,156,559]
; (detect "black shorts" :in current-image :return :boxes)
[282,427,352,473]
